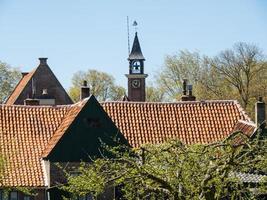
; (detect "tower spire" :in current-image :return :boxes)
[126,29,148,102]
[128,32,145,60]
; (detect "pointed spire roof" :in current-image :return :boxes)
[128,32,145,60]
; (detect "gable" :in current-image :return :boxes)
[43,96,129,162]
[5,62,73,105]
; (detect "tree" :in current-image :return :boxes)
[0,61,21,103]
[156,50,202,101]
[156,43,267,117]
[211,42,267,110]
[69,70,125,102]
[146,85,165,102]
[63,130,267,199]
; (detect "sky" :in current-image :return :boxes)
[0,0,267,90]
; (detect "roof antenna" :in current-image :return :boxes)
[127,16,130,55]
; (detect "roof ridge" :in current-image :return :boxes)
[233,100,253,122]
[0,104,71,109]
[101,100,237,105]
[237,119,256,127]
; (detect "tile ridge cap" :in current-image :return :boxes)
[233,100,253,122]
[237,119,256,127]
[101,100,237,105]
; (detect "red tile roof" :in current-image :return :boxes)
[5,70,36,105]
[102,100,252,147]
[0,99,253,187]
[232,120,256,137]
[0,105,69,187]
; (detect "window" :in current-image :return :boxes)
[72,194,93,200]
[10,192,18,200]
[84,118,101,128]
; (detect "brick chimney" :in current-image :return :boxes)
[80,80,90,100]
[181,79,196,101]
[255,97,266,127]
[39,58,48,65]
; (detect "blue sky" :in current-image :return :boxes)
[0,0,267,90]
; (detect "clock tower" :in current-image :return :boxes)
[126,32,148,102]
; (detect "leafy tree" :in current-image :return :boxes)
[69,70,125,102]
[63,130,267,199]
[0,61,21,103]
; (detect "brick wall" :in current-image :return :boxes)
[15,64,73,105]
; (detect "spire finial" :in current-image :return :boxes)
[133,20,138,32]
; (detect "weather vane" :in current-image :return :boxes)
[133,20,138,32]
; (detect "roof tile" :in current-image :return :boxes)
[0,99,253,187]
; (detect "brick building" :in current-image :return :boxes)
[5,58,73,106]
[0,32,264,199]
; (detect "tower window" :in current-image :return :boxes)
[131,60,141,73]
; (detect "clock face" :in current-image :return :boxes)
[132,79,141,88]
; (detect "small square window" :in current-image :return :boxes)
[84,118,101,128]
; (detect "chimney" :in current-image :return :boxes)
[80,80,90,100]
[181,80,196,101]
[187,84,196,101]
[24,98,40,106]
[21,72,29,77]
[182,79,187,95]
[255,97,266,127]
[181,79,188,101]
[39,58,48,65]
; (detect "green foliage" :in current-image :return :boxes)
[146,85,165,102]
[68,70,125,102]
[0,61,21,103]
[63,130,267,199]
